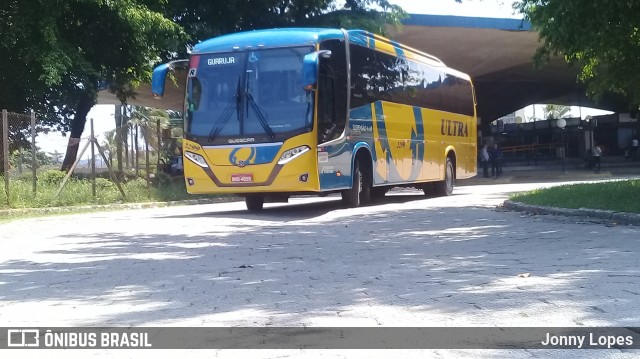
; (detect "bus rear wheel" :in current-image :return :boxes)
[435,157,455,196]
[245,195,264,211]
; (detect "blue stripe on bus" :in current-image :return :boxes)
[373,101,402,181]
[319,141,352,190]
[373,102,390,162]
[349,34,368,47]
[227,144,282,166]
[409,107,426,180]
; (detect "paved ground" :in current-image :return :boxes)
[1,175,640,358]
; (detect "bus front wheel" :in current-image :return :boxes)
[342,161,370,207]
[245,195,264,211]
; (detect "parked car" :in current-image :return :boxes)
[167,155,183,175]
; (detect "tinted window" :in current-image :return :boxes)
[349,44,474,116]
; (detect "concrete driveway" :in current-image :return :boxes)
[1,180,639,358]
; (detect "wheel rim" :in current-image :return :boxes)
[446,162,453,192]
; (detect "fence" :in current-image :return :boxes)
[1,108,181,209]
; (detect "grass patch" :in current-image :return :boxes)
[0,171,230,210]
[510,179,640,213]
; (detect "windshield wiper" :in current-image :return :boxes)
[246,92,276,140]
[208,76,242,141]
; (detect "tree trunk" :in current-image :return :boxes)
[61,92,95,172]
[115,104,123,175]
[124,111,129,169]
[134,124,139,177]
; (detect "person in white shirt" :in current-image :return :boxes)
[480,144,490,178]
[592,145,602,172]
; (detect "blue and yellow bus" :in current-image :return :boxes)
[152,28,477,210]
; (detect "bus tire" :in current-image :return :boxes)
[435,157,455,196]
[342,160,370,207]
[245,195,264,211]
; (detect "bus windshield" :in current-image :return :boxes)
[186,46,314,144]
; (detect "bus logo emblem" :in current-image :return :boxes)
[230,147,256,167]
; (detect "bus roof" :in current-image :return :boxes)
[192,27,470,81]
[193,28,344,54]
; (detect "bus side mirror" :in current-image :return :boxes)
[302,50,332,90]
[152,64,171,98]
[152,59,189,99]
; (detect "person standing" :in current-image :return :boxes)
[631,137,639,161]
[490,144,503,177]
[592,144,602,172]
[480,144,490,178]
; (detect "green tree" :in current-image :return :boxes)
[9,147,54,171]
[543,104,571,120]
[101,129,117,166]
[131,107,171,151]
[514,0,640,108]
[165,0,406,48]
[0,0,186,170]
[48,150,64,165]
[130,106,183,171]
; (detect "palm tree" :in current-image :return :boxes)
[130,107,171,151]
[48,150,64,164]
[101,129,117,166]
[543,104,571,120]
[129,106,175,174]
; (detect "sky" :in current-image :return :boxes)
[387,0,521,19]
[37,105,116,163]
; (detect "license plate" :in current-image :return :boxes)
[231,174,253,183]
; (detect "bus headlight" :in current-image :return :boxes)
[278,145,310,165]
[185,151,209,168]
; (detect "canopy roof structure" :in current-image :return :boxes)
[388,15,630,123]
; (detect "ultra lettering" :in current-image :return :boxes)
[440,119,469,137]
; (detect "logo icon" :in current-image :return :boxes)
[229,147,256,167]
[7,329,40,347]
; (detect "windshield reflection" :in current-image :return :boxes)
[186,47,314,144]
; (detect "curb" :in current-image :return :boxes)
[0,197,241,218]
[502,200,640,226]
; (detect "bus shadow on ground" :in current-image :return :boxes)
[161,193,446,221]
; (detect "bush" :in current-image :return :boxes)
[15,172,35,183]
[151,172,172,188]
[126,178,148,190]
[95,177,116,190]
[38,170,67,185]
